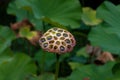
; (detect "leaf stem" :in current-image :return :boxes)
[41,49,46,74]
[55,54,60,80]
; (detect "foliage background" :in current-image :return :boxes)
[0,0,120,80]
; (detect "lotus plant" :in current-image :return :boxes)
[39,27,76,80]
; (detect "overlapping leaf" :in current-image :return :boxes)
[7,1,42,30]
[89,24,120,54]
[97,1,120,37]
[34,50,56,72]
[0,53,37,80]
[7,0,82,29]
[68,62,115,80]
[89,1,120,54]
[0,26,15,54]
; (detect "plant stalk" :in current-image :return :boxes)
[55,54,60,80]
[41,21,46,74]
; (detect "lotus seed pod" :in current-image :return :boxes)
[39,27,76,54]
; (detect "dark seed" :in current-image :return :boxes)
[49,45,53,49]
[58,29,63,32]
[54,36,58,40]
[71,39,74,43]
[56,41,60,45]
[43,43,48,48]
[53,27,58,31]
[63,33,68,37]
[51,31,55,34]
[67,45,71,49]
[49,40,54,43]
[56,33,61,37]
[54,46,58,50]
[65,39,71,44]
[61,42,66,46]
[69,34,72,37]
[60,37,65,40]
[48,30,53,32]
[64,30,67,32]
[60,46,65,51]
[44,33,49,36]
[41,38,46,42]
[47,36,52,40]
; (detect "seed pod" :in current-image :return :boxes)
[39,27,76,54]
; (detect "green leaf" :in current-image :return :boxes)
[0,53,37,80]
[0,26,15,54]
[42,17,68,30]
[112,63,120,77]
[89,24,120,54]
[7,1,43,30]
[97,1,120,37]
[28,73,54,80]
[68,62,83,70]
[0,48,13,64]
[68,48,88,66]
[68,62,115,80]
[58,78,69,80]
[89,1,120,54]
[7,0,82,29]
[7,1,33,21]
[81,7,102,26]
[108,62,120,80]
[76,47,89,57]
[38,73,54,80]
[111,77,120,80]
[34,50,56,71]
[29,73,68,80]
